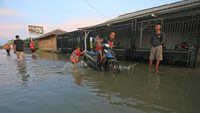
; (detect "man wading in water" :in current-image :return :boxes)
[29,37,36,58]
[13,35,25,60]
[149,23,166,73]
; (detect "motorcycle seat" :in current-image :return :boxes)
[85,51,98,56]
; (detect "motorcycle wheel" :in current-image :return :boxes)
[107,60,120,73]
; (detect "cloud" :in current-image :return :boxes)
[0,8,26,17]
[0,32,13,37]
[0,23,27,42]
[0,18,105,44]
[0,32,13,45]
[0,23,26,30]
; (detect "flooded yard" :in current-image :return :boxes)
[0,49,200,113]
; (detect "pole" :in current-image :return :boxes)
[84,31,90,51]
[139,23,143,48]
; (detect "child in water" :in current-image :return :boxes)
[70,47,83,67]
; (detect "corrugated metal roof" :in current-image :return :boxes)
[39,29,67,39]
[80,0,200,29]
[58,30,84,37]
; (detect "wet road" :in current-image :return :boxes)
[0,49,200,113]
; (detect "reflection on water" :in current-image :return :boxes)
[80,62,200,113]
[0,50,200,113]
[71,68,85,87]
[148,74,160,90]
[16,60,30,84]
[37,51,69,60]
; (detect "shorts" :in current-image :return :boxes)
[16,51,24,58]
[31,49,36,53]
[149,45,163,61]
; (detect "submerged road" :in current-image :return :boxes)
[0,49,200,113]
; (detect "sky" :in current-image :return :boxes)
[0,0,180,45]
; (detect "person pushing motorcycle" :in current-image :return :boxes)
[96,32,119,65]
[104,32,118,49]
[83,32,120,73]
[103,32,119,55]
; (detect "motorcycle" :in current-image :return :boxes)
[82,43,120,73]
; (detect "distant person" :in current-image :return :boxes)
[149,23,166,73]
[70,47,83,67]
[3,43,11,56]
[29,38,36,57]
[13,35,25,60]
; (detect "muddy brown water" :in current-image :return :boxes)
[0,50,200,113]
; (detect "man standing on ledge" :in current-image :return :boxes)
[13,35,25,60]
[149,23,166,73]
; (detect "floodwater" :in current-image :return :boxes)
[0,49,200,113]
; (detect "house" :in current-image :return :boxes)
[38,29,67,52]
[57,30,85,53]
[79,0,200,67]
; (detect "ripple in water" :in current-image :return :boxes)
[62,61,87,74]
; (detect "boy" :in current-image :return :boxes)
[70,47,83,67]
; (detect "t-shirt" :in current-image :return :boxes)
[29,42,35,49]
[151,32,166,47]
[3,44,10,49]
[96,37,103,51]
[103,36,119,48]
[14,40,24,52]
[70,48,81,63]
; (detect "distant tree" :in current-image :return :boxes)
[24,38,31,48]
[23,37,38,49]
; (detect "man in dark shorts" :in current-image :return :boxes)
[149,23,166,73]
[13,35,25,60]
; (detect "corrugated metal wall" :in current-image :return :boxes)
[111,24,132,49]
[57,31,85,50]
[91,24,132,49]
[163,17,200,49]
[135,23,154,49]
[134,16,200,49]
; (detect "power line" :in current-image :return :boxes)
[83,0,108,19]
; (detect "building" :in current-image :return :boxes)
[57,30,85,53]
[43,0,200,67]
[79,0,200,67]
[38,29,67,52]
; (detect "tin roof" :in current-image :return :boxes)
[80,0,200,29]
[39,29,67,39]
